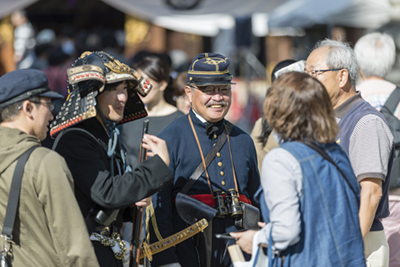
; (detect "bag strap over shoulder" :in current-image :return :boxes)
[180,121,234,195]
[383,86,400,113]
[299,140,358,199]
[1,146,38,239]
[52,127,107,152]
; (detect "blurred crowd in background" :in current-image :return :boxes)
[1,0,400,133]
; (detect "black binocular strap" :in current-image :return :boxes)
[2,146,38,238]
[180,120,234,195]
[299,140,358,198]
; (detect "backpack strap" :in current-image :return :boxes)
[180,121,234,195]
[1,146,38,239]
[383,87,400,113]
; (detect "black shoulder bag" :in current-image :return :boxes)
[1,146,38,267]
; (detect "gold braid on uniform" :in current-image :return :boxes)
[92,227,127,260]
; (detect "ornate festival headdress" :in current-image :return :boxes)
[50,51,152,137]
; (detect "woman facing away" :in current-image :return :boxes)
[231,72,366,267]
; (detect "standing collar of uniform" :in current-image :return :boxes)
[191,109,207,124]
[334,92,364,119]
[189,109,225,131]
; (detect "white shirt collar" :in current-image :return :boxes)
[192,109,207,124]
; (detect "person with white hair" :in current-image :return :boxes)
[355,32,400,267]
[305,39,394,267]
[355,32,398,116]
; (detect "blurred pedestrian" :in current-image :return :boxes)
[172,71,191,114]
[121,55,184,169]
[10,10,35,69]
[355,32,400,267]
[355,32,397,113]
[250,59,296,173]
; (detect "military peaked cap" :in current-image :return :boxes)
[187,53,235,86]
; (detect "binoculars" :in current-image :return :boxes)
[213,189,243,218]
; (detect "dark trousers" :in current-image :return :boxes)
[92,241,123,267]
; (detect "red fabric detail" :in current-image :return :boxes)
[173,194,251,207]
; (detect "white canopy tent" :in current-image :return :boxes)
[101,0,285,36]
[268,0,391,29]
[0,0,37,20]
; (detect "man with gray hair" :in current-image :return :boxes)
[305,39,394,267]
[355,32,400,267]
[355,32,397,115]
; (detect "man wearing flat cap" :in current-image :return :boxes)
[0,69,99,266]
[147,53,260,267]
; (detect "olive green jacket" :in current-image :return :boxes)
[0,126,99,267]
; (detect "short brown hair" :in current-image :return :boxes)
[264,72,338,143]
[0,96,40,123]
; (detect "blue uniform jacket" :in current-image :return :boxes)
[149,110,260,267]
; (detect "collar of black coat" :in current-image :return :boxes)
[77,117,109,145]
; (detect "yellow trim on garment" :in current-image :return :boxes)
[188,69,230,75]
[145,201,164,243]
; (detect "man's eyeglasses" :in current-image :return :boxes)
[192,85,231,96]
[304,68,342,77]
[18,101,55,112]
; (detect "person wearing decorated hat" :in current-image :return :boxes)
[51,51,173,267]
[147,53,260,267]
[0,69,99,266]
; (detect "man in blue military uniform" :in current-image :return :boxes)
[147,53,260,267]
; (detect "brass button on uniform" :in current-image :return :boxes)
[216,152,221,157]
[221,181,226,186]
[220,171,224,176]
[218,162,223,167]
[213,143,216,146]
[214,134,217,139]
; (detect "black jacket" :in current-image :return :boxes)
[54,117,173,230]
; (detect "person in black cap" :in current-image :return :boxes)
[51,51,174,267]
[0,69,100,266]
[147,53,260,267]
